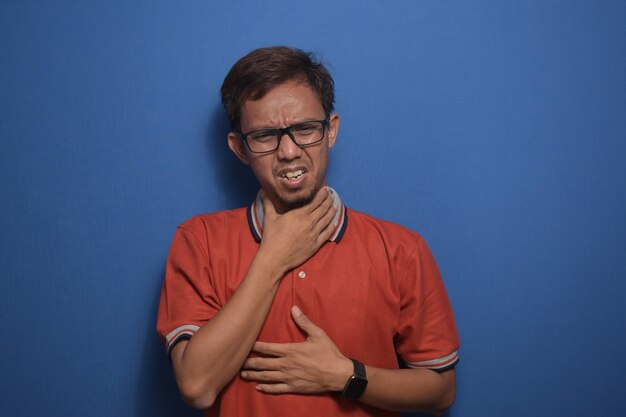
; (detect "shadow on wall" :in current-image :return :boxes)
[206,103,259,209]
[136,266,203,417]
[136,107,256,416]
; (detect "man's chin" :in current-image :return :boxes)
[276,190,316,212]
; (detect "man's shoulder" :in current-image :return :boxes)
[176,207,248,236]
[346,208,423,243]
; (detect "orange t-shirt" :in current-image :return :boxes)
[157,191,459,417]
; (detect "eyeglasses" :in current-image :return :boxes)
[237,118,329,154]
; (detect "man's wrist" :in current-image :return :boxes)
[251,249,288,283]
[341,358,368,400]
[330,357,355,392]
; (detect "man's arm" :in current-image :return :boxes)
[357,366,455,415]
[241,306,456,415]
[169,188,337,409]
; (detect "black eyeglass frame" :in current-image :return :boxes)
[236,117,330,154]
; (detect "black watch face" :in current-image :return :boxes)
[345,376,368,399]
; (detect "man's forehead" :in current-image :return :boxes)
[240,81,324,127]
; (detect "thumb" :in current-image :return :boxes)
[261,192,277,219]
[291,306,322,337]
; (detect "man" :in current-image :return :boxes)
[157,46,459,417]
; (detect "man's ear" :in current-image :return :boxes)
[327,113,340,148]
[227,132,250,165]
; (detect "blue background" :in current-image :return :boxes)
[1,1,625,416]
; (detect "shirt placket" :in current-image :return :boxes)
[291,259,316,319]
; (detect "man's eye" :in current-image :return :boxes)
[292,124,318,134]
[249,131,276,142]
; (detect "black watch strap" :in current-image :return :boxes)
[342,358,368,400]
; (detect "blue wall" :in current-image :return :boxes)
[1,1,625,416]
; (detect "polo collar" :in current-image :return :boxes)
[247,187,348,243]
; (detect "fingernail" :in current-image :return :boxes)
[292,305,302,316]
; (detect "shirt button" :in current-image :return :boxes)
[298,271,306,279]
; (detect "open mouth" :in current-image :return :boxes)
[280,169,304,181]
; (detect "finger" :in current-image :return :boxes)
[316,200,338,235]
[309,190,335,224]
[304,186,330,214]
[311,202,337,245]
[261,192,277,219]
[255,383,292,394]
[252,341,293,356]
[240,370,284,383]
[242,356,284,371]
[291,305,324,338]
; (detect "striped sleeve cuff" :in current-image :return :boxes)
[165,324,200,356]
[405,350,459,372]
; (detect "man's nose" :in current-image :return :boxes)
[276,131,302,160]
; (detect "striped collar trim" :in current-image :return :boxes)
[246,187,348,244]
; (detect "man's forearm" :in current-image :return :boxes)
[358,367,456,415]
[170,253,284,409]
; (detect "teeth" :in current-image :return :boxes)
[282,170,304,180]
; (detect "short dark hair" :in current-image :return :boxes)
[220,46,335,130]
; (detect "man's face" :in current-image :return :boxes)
[228,81,339,213]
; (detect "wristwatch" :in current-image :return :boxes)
[342,358,368,399]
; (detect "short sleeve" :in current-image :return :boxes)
[395,236,459,371]
[156,222,222,356]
